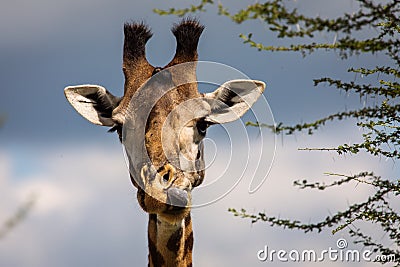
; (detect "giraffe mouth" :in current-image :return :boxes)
[164,187,191,216]
[166,187,189,207]
[156,187,190,219]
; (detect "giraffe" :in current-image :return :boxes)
[64,19,265,267]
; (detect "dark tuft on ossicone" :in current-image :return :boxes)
[172,18,204,55]
[123,22,153,60]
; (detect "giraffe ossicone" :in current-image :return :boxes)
[64,19,265,267]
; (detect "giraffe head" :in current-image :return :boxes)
[64,19,265,224]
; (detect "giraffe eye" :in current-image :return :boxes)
[196,120,208,135]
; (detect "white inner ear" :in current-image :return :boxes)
[204,79,266,124]
[64,84,114,126]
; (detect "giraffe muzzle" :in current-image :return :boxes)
[166,187,189,208]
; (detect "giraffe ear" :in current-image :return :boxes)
[203,79,265,124]
[64,85,121,126]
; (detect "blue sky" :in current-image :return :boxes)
[0,0,397,266]
[0,0,375,143]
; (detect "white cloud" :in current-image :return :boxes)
[193,123,396,267]
[0,145,147,266]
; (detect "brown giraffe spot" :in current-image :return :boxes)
[184,231,194,256]
[148,237,165,266]
[167,227,183,252]
[184,214,191,228]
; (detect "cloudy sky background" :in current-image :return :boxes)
[0,0,398,266]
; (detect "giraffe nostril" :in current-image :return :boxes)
[159,163,175,185]
[166,188,188,208]
[162,172,170,183]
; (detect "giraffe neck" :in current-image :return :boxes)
[148,213,193,267]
